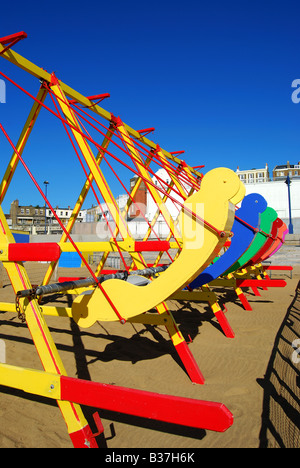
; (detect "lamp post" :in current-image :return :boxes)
[285,175,294,234]
[44,181,49,234]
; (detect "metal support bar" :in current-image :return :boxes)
[17,265,169,298]
[0,37,201,177]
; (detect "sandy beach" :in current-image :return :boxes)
[0,253,299,448]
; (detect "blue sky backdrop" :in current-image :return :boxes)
[0,0,300,214]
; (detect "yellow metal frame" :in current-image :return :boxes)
[46,78,197,371]
[0,43,200,176]
[0,39,246,446]
[0,206,91,443]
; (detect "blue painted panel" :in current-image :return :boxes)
[188,193,268,289]
[58,252,82,268]
[12,231,30,243]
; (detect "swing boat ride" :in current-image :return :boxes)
[0,31,291,448]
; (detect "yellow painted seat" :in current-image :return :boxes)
[72,167,245,327]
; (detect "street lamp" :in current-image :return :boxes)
[44,181,49,234]
[285,175,294,234]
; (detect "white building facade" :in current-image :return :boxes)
[237,177,300,233]
[236,164,270,184]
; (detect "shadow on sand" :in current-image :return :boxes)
[258,280,300,448]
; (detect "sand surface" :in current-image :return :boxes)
[0,258,299,448]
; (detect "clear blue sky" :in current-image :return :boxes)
[0,0,300,214]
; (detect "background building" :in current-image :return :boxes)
[9,161,300,239]
[129,176,147,219]
[236,164,270,184]
[273,161,300,180]
[236,162,300,234]
[9,200,84,234]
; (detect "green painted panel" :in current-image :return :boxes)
[223,207,278,274]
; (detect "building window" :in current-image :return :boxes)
[26,209,30,214]
[257,172,264,182]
